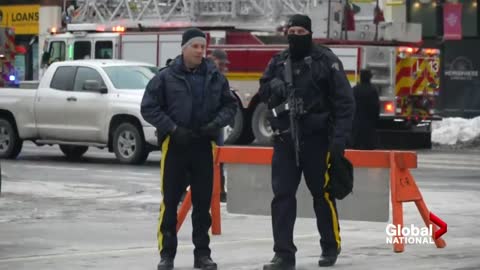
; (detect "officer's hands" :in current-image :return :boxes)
[269,78,288,99]
[171,126,193,145]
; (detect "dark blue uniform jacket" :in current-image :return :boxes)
[259,44,355,149]
[141,55,237,141]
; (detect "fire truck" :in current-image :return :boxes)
[211,37,440,147]
[0,27,18,87]
[40,0,440,148]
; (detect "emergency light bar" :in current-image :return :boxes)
[397,47,440,55]
[112,26,125,32]
[423,48,440,55]
[398,47,416,53]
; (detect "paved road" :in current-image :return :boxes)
[0,142,479,269]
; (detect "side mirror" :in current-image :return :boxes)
[41,52,50,66]
[83,80,108,94]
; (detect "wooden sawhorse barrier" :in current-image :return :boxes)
[175,146,446,253]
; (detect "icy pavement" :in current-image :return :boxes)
[0,146,479,270]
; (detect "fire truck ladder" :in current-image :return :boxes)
[71,0,314,30]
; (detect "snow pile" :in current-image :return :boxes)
[432,116,480,146]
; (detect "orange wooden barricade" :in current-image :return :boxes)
[175,146,446,253]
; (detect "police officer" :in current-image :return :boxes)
[351,69,380,150]
[259,15,355,269]
[208,49,231,202]
[141,28,237,270]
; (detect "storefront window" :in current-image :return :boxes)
[32,42,39,80]
[14,54,26,81]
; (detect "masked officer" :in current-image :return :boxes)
[141,28,237,270]
[259,15,355,269]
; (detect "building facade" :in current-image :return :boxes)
[407,0,480,117]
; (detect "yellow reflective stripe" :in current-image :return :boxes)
[211,141,217,160]
[323,151,341,249]
[324,192,341,249]
[324,152,331,188]
[209,140,217,237]
[157,136,170,252]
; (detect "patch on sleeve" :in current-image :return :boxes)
[331,62,340,71]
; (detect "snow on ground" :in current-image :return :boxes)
[432,116,480,147]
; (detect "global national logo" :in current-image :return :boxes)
[386,212,447,245]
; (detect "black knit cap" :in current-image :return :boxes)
[181,28,206,47]
[287,14,312,33]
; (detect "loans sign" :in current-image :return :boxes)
[0,5,40,35]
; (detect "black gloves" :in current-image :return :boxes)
[269,78,288,99]
[170,122,220,145]
[171,126,193,145]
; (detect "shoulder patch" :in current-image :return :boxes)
[331,62,340,71]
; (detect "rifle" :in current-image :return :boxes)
[284,57,305,167]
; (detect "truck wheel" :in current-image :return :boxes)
[0,119,23,159]
[59,145,88,160]
[224,106,244,145]
[113,122,149,164]
[252,103,274,145]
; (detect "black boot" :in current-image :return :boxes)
[263,255,295,270]
[318,247,341,267]
[157,257,174,270]
[194,256,217,270]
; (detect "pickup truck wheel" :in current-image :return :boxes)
[113,123,149,164]
[224,106,244,145]
[252,103,274,145]
[0,119,23,159]
[59,145,88,160]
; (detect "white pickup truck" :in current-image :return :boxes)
[0,60,159,164]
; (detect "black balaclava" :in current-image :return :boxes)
[287,14,313,61]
